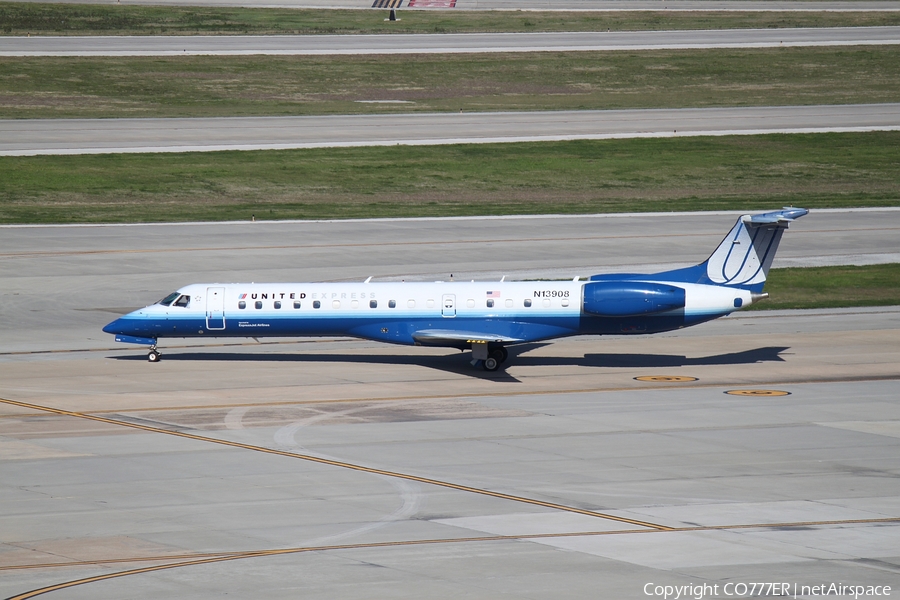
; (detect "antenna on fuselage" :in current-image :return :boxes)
[364,276,372,283]
[500,276,506,282]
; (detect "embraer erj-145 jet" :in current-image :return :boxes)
[103,208,808,371]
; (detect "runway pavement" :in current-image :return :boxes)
[4,26,900,56]
[3,103,899,156]
[1,211,898,599]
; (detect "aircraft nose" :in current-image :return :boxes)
[103,318,124,334]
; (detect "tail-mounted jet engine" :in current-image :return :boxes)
[582,281,686,317]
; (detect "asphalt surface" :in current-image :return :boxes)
[3,103,899,156]
[1,211,898,599]
[4,26,900,56]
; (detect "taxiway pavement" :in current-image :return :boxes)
[4,27,900,57]
[1,211,898,599]
[4,104,899,156]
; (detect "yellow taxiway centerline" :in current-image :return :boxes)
[0,397,671,530]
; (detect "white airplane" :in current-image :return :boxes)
[103,208,808,370]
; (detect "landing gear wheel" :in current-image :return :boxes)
[148,349,161,362]
[496,347,509,364]
[483,356,500,372]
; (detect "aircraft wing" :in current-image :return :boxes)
[412,329,523,348]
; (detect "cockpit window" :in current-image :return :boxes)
[156,292,180,306]
[173,295,190,308]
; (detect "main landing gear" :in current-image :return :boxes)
[480,347,509,372]
[148,346,161,362]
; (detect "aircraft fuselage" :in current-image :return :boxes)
[104,279,749,346]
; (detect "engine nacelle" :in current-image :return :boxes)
[582,281,686,317]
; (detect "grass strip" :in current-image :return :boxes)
[3,4,900,36]
[2,47,899,119]
[1,132,898,224]
[751,264,900,310]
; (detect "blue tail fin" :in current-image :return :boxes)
[591,208,808,293]
[703,207,808,292]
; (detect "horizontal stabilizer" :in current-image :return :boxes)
[744,207,809,227]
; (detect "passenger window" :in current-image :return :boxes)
[238,301,246,309]
[524,299,532,307]
[174,295,190,308]
[370,300,377,308]
[255,301,263,309]
[505,299,513,308]
[274,301,281,309]
[427,299,435,308]
[407,300,415,308]
[313,301,321,309]
[332,300,341,309]
[561,298,569,307]
[351,300,359,309]
[389,300,396,308]
[293,301,301,309]
[466,299,475,308]
[486,299,494,308]
[543,298,551,308]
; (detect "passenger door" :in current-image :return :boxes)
[206,287,225,330]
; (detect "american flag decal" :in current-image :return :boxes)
[486,290,500,298]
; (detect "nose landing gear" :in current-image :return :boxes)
[148,346,161,362]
